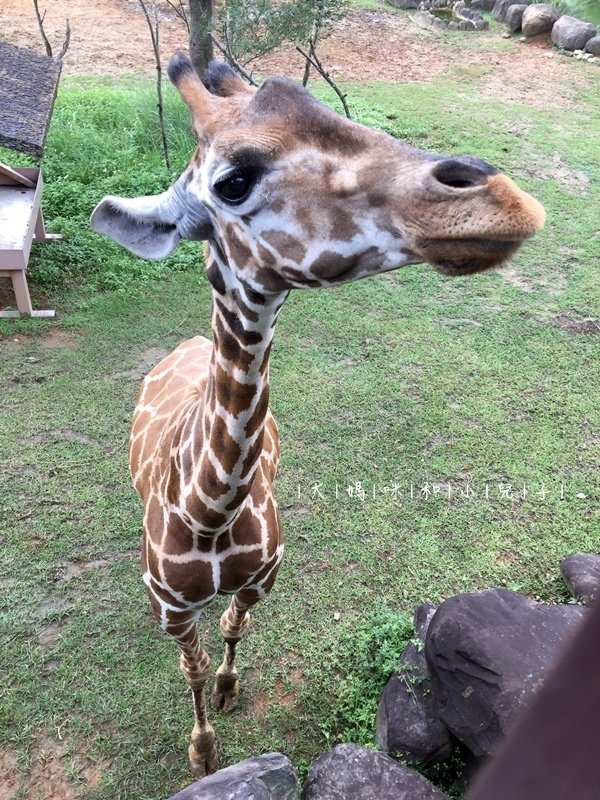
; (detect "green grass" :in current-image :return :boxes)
[1,56,599,800]
[555,0,600,26]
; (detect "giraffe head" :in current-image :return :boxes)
[91,55,545,291]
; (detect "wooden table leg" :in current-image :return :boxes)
[11,270,33,315]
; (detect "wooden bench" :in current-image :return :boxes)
[0,163,60,317]
[0,41,62,318]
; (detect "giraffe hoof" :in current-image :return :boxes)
[188,743,219,778]
[210,675,240,713]
[189,724,218,778]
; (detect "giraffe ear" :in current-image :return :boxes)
[90,184,213,260]
[203,61,255,98]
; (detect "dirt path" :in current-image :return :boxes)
[0,0,591,107]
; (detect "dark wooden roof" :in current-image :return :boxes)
[0,41,61,157]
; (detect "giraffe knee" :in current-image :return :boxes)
[180,651,211,690]
[219,608,250,642]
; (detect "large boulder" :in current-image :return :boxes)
[492,0,514,21]
[471,0,496,10]
[170,753,301,800]
[302,744,450,800]
[560,553,600,604]
[505,4,529,32]
[551,15,597,50]
[425,588,586,758]
[386,0,420,7]
[584,34,600,55]
[521,3,560,36]
[376,603,453,765]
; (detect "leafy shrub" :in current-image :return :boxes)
[322,609,413,746]
[11,79,202,292]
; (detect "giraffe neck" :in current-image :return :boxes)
[170,251,288,535]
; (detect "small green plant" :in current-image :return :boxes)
[323,610,413,746]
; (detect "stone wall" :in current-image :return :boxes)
[416,0,489,30]
[493,0,599,58]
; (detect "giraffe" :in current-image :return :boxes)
[90,54,545,778]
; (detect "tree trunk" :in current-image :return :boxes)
[188,0,213,76]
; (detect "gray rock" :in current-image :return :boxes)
[376,603,452,765]
[415,601,438,640]
[376,656,453,765]
[584,34,600,54]
[170,753,300,800]
[521,3,560,36]
[551,15,597,50]
[560,553,600,604]
[386,0,420,7]
[302,744,450,800]
[425,588,586,758]
[505,4,529,32]
[492,0,514,21]
[471,0,496,9]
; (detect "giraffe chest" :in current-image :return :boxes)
[142,467,282,608]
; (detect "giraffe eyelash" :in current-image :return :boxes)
[212,167,262,206]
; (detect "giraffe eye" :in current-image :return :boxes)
[213,169,256,204]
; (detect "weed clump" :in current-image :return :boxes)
[323,609,413,746]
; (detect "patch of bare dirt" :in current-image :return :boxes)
[0,333,33,349]
[0,749,21,800]
[38,620,65,650]
[112,346,170,380]
[59,558,110,581]
[499,263,567,296]
[24,428,101,447]
[80,756,112,792]
[58,549,138,582]
[35,596,74,618]
[517,152,590,194]
[552,312,600,335]
[251,678,297,715]
[281,504,311,518]
[498,264,534,292]
[0,739,112,800]
[0,1,593,111]
[27,737,76,800]
[41,329,80,350]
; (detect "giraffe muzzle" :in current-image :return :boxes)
[408,160,546,274]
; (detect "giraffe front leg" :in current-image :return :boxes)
[210,590,257,713]
[179,632,219,778]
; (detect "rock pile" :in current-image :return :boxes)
[416,0,489,30]
[493,0,599,55]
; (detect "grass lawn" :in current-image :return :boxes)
[0,55,598,800]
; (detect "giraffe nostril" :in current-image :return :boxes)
[432,158,496,190]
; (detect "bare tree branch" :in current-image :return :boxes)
[32,0,71,61]
[165,0,190,33]
[296,44,351,119]
[55,19,71,62]
[210,33,258,86]
[302,18,321,87]
[139,0,171,169]
[32,0,54,58]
